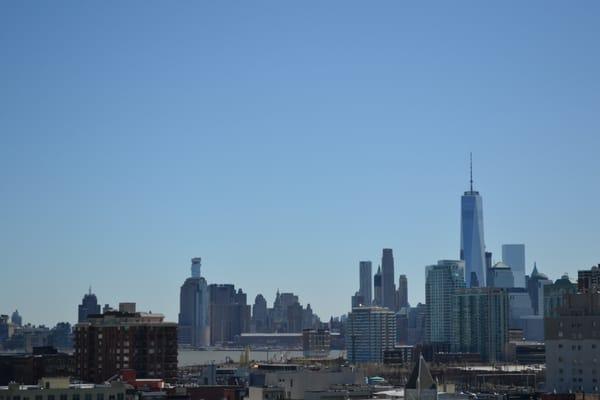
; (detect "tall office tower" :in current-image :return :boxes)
[358,261,372,306]
[460,155,486,288]
[252,294,268,333]
[191,257,202,278]
[545,292,600,393]
[74,309,177,383]
[453,287,509,362]
[178,275,210,348]
[345,306,396,363]
[397,274,409,309]
[373,266,383,306]
[487,262,515,288]
[208,284,251,345]
[381,249,396,309]
[502,244,526,288]
[527,263,551,315]
[425,260,465,346]
[10,310,22,326]
[77,287,101,323]
[577,264,600,293]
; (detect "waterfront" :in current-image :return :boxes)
[178,349,345,367]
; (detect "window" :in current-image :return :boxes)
[73,395,80,400]
[117,394,124,400]
[48,396,55,400]
[97,394,104,400]
[85,394,92,400]
[60,395,68,400]
[36,396,43,400]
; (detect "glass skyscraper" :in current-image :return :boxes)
[502,244,526,288]
[460,175,486,288]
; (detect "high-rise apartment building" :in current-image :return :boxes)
[74,307,178,383]
[502,244,526,288]
[453,287,509,362]
[425,260,465,346]
[545,292,600,393]
[460,156,486,288]
[359,261,372,306]
[346,306,396,363]
[77,288,101,323]
[381,249,396,309]
[373,266,383,306]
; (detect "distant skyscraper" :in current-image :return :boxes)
[252,294,268,333]
[78,287,101,323]
[381,248,396,309]
[502,244,526,288]
[425,260,465,346]
[191,257,202,278]
[488,262,515,289]
[11,310,22,326]
[460,154,486,288]
[358,261,372,306]
[527,262,551,315]
[208,284,251,344]
[346,306,396,363]
[373,266,383,306]
[178,271,210,348]
[397,274,409,309]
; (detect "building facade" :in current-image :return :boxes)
[502,244,526,288]
[545,292,600,393]
[381,249,396,310]
[425,260,465,346]
[453,287,509,362]
[397,274,409,310]
[373,267,382,307]
[73,308,178,383]
[77,288,101,323]
[358,261,372,306]
[178,276,210,348]
[346,307,396,363]
[460,173,486,288]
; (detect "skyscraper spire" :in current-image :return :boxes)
[470,152,473,192]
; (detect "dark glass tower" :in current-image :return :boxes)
[381,248,396,309]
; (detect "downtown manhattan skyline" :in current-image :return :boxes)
[2,2,600,326]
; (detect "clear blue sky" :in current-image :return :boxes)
[2,1,600,326]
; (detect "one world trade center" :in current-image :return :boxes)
[460,154,486,287]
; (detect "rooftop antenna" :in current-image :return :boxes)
[469,152,473,192]
[89,285,92,295]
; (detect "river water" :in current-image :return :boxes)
[178,349,345,367]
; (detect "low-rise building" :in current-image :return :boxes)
[0,378,129,400]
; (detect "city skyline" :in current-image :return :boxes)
[2,2,600,326]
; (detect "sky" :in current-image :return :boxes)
[1,1,600,326]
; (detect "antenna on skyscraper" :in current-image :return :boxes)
[469,152,473,192]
